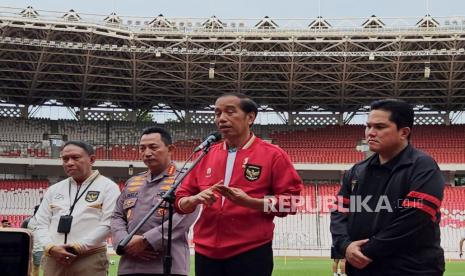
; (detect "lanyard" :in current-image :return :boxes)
[68,174,98,216]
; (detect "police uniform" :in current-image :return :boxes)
[331,145,445,275]
[111,164,199,276]
[35,170,121,276]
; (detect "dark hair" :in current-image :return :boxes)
[218,93,259,117]
[370,99,414,138]
[62,141,95,155]
[140,126,173,145]
[1,219,8,223]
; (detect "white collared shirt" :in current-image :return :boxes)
[222,149,237,205]
[35,170,121,252]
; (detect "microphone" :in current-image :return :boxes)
[194,132,222,152]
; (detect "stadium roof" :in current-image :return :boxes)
[1,7,465,113]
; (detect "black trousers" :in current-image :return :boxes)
[195,242,273,276]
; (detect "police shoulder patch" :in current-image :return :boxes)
[85,191,100,202]
[244,164,262,181]
[123,198,137,209]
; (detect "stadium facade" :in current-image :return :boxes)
[0,6,464,257]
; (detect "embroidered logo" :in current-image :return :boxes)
[85,191,100,202]
[206,168,212,178]
[242,157,249,169]
[123,199,137,209]
[244,164,261,181]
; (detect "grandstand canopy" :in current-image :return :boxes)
[1,7,465,113]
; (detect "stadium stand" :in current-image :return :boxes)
[2,119,465,164]
[439,185,465,254]
[0,179,48,227]
[441,185,465,228]
[0,120,464,255]
[0,118,50,142]
[0,178,463,253]
[273,182,465,253]
[412,125,465,163]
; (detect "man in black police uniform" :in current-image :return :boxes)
[330,99,445,275]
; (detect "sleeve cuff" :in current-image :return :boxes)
[361,241,377,260]
[70,243,84,255]
[143,230,163,251]
[44,244,55,256]
[176,197,190,214]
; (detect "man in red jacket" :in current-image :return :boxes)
[175,93,303,276]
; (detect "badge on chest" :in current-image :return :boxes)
[85,191,100,202]
[244,164,261,181]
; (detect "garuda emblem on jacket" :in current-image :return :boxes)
[244,164,261,181]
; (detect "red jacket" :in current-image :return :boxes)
[175,135,303,259]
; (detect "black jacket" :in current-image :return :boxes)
[330,145,445,276]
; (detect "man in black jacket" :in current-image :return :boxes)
[330,99,445,275]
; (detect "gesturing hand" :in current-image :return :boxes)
[193,180,223,206]
[345,239,372,269]
[215,185,251,207]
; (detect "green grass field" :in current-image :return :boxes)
[104,256,465,276]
